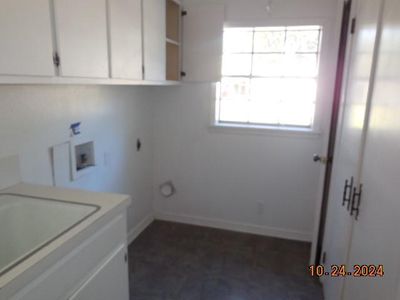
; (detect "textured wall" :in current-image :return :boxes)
[0,85,154,234]
[152,84,323,240]
[151,0,341,241]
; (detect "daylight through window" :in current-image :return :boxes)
[216,26,322,129]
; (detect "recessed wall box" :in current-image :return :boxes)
[71,141,96,180]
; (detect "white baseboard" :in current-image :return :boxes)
[127,214,154,245]
[155,212,312,242]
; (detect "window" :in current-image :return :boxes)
[216,26,322,130]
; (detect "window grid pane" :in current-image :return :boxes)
[218,25,322,128]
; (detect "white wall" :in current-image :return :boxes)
[0,0,341,244]
[151,0,341,241]
[0,85,154,238]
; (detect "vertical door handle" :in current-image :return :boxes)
[342,177,354,210]
[351,184,363,220]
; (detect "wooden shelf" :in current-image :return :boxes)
[166,0,180,42]
[165,0,182,81]
[166,42,180,81]
[166,38,180,46]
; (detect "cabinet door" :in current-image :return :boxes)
[54,0,109,78]
[182,3,224,82]
[69,245,129,300]
[0,0,55,76]
[108,0,142,80]
[343,0,400,298]
[143,0,166,81]
[321,0,383,299]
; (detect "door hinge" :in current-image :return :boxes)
[351,184,363,220]
[142,65,145,77]
[53,52,60,68]
[124,253,128,263]
[181,10,187,17]
[350,17,357,34]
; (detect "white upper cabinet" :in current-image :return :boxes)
[0,0,184,84]
[0,0,55,76]
[53,0,109,78]
[108,0,143,80]
[143,0,166,81]
[182,3,224,82]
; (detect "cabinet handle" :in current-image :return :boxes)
[350,184,363,220]
[342,177,354,210]
[53,52,60,68]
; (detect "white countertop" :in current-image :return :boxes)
[0,183,131,290]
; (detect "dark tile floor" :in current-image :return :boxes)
[128,221,323,300]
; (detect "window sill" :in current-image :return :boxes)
[208,123,322,139]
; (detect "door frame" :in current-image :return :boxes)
[310,0,353,265]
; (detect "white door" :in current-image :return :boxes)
[143,0,166,81]
[53,0,109,78]
[0,0,55,76]
[69,245,129,300]
[343,0,400,298]
[108,0,143,80]
[182,3,224,82]
[321,0,383,299]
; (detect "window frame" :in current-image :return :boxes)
[210,19,330,137]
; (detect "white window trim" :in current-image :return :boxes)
[209,18,332,138]
[208,83,321,138]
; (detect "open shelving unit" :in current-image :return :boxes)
[166,0,181,81]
